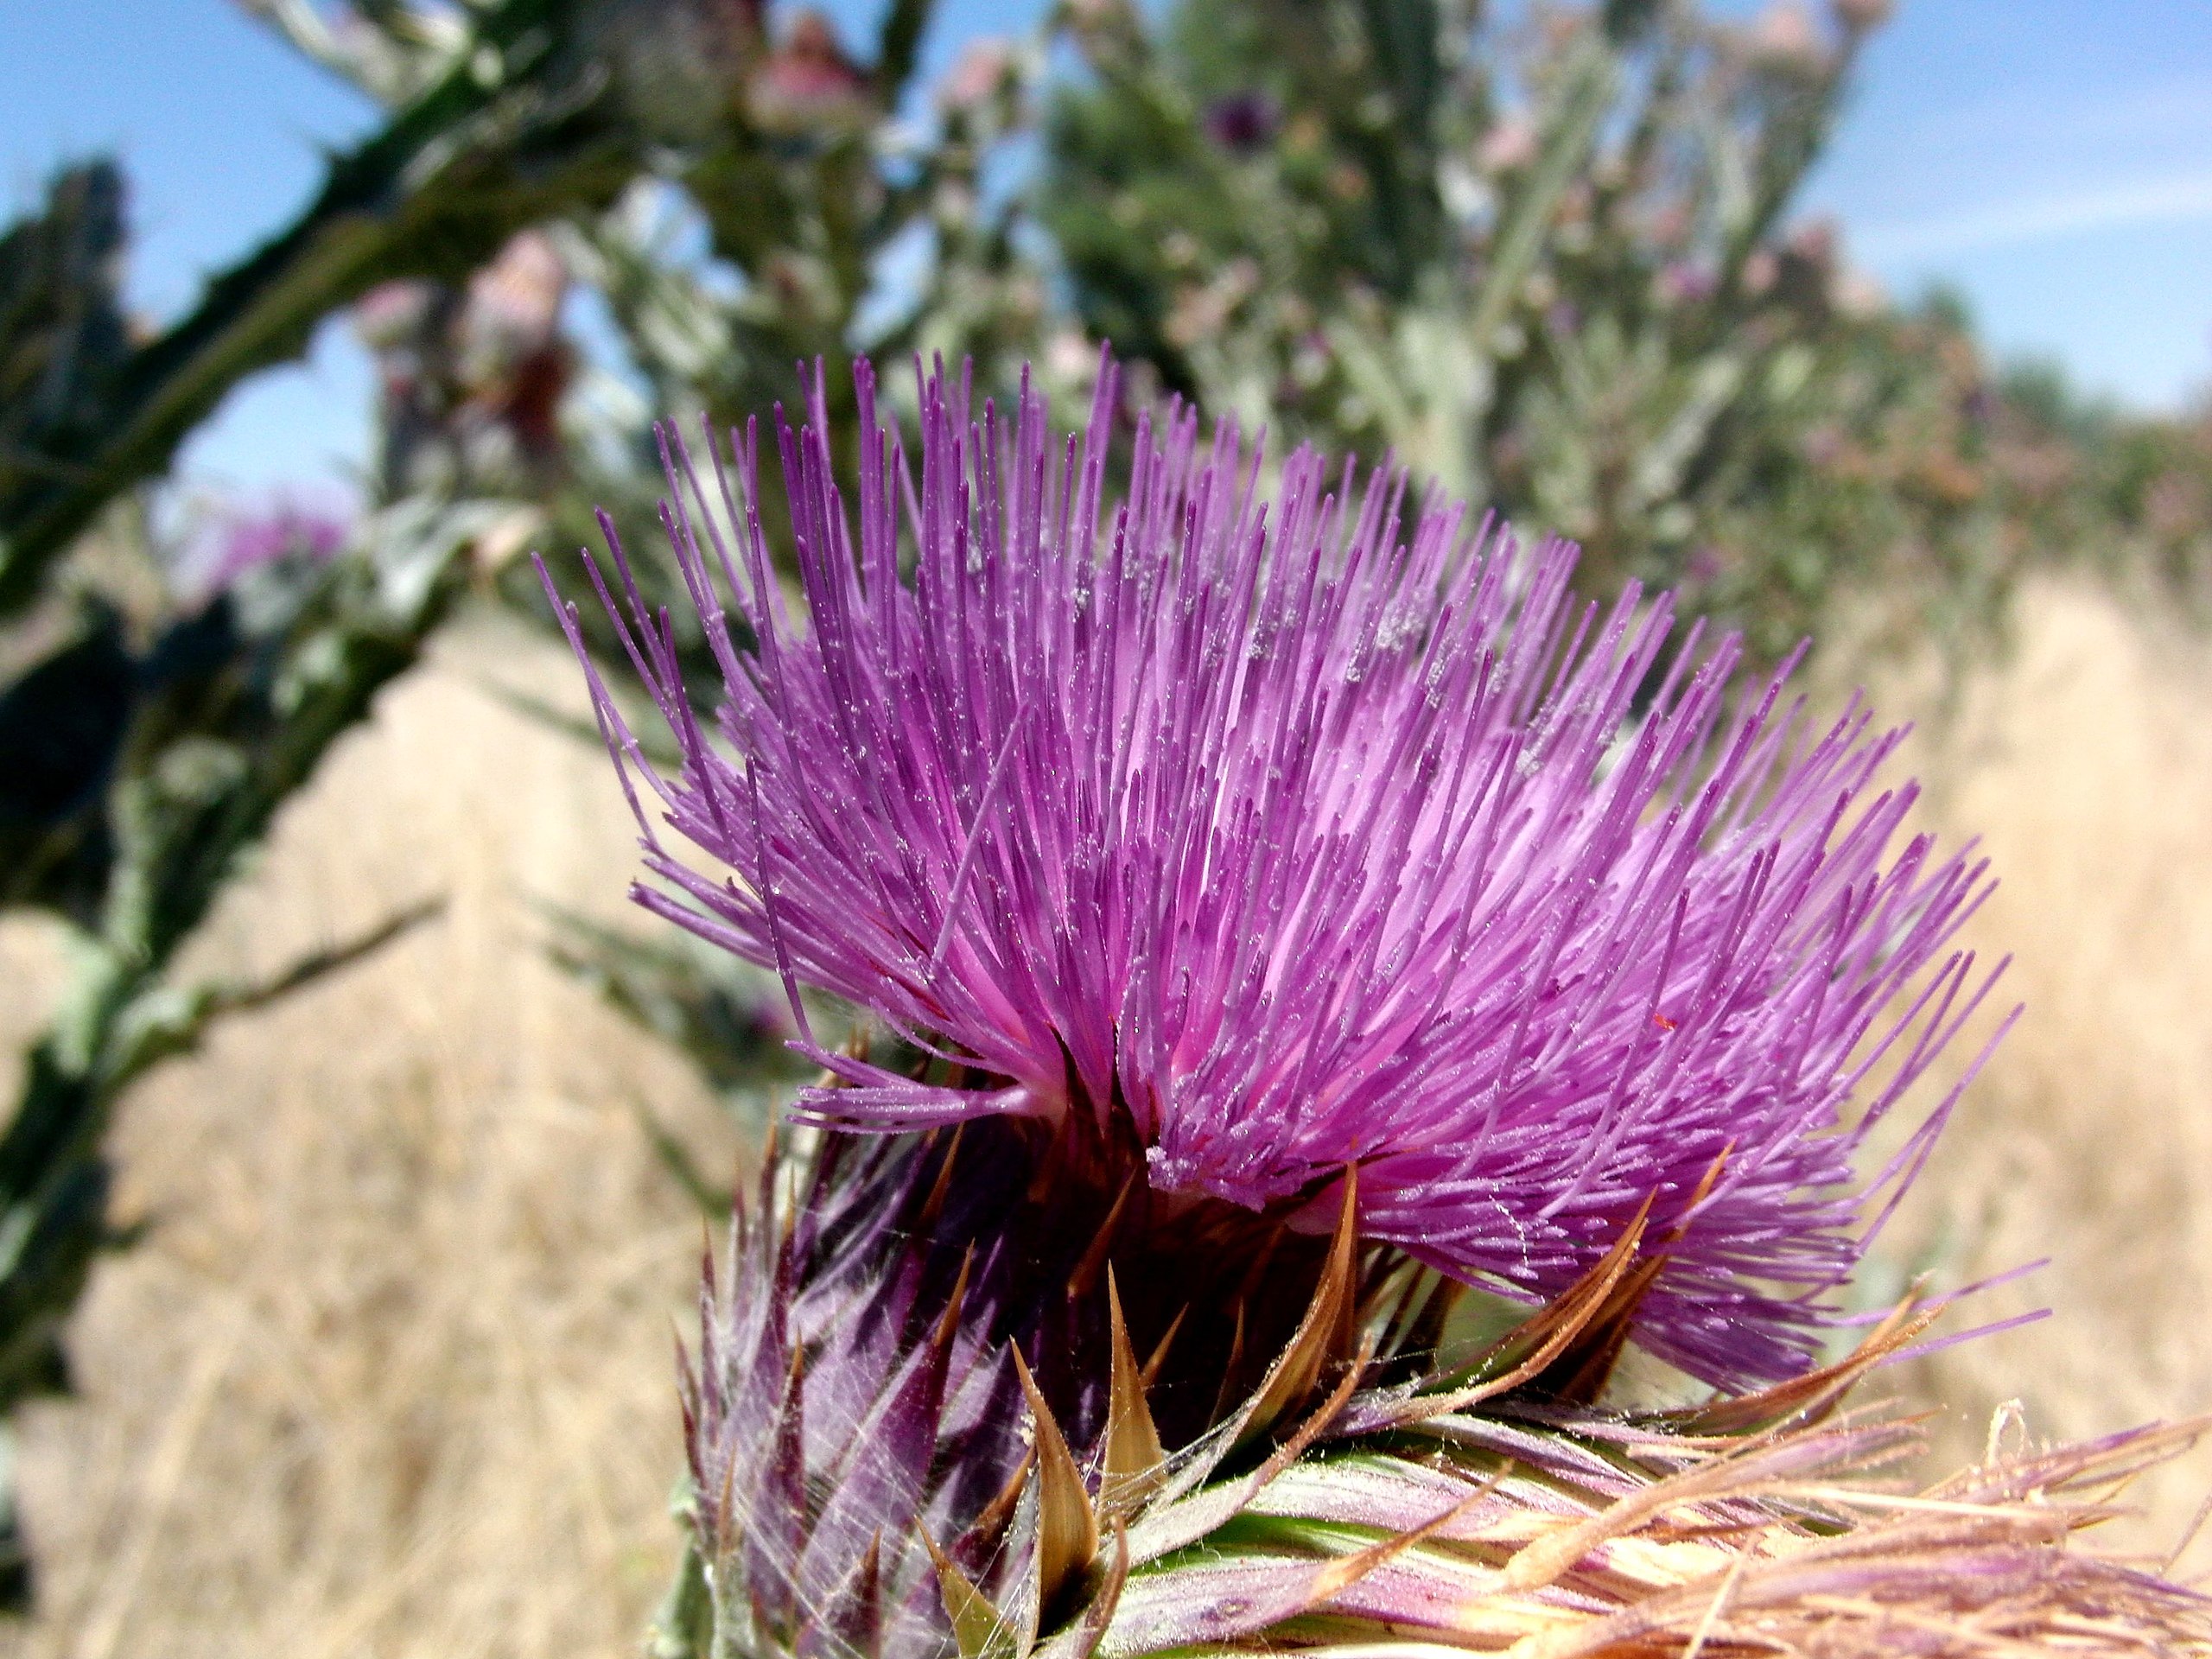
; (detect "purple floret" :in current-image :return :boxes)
[197,502,348,594]
[544,353,2012,1391]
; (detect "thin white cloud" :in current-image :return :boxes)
[1854,173,2212,265]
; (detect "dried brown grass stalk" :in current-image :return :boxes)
[1493,1413,2212,1657]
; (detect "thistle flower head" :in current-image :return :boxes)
[547,353,2009,1390]
[192,500,348,597]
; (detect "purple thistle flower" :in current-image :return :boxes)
[1202,91,1277,155]
[194,501,349,596]
[544,353,2011,1391]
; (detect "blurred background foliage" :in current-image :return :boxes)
[1042,0,2212,660]
[0,0,2209,1617]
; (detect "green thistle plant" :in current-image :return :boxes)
[1034,0,2166,665]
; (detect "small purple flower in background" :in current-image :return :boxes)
[1476,115,1539,175]
[190,501,349,599]
[1202,91,1277,155]
[938,38,1015,114]
[546,354,2012,1391]
[746,10,873,137]
[1654,260,1718,308]
[1803,423,1851,469]
[1745,0,1829,73]
[1833,0,1894,31]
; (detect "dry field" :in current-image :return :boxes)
[0,578,2209,1655]
[1872,580,2212,1565]
[0,611,740,1659]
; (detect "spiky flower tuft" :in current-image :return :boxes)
[191,499,348,597]
[678,1127,1027,1659]
[545,353,2010,1391]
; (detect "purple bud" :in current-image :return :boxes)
[193,501,349,597]
[1203,92,1277,155]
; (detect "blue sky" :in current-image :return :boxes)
[4,0,2208,499]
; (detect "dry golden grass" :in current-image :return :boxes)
[0,613,739,1659]
[1868,579,2212,1570]
[0,578,2206,1653]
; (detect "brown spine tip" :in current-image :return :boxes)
[1103,1268,1167,1503]
[1011,1345,1101,1626]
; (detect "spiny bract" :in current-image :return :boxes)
[669,1124,2212,1659]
